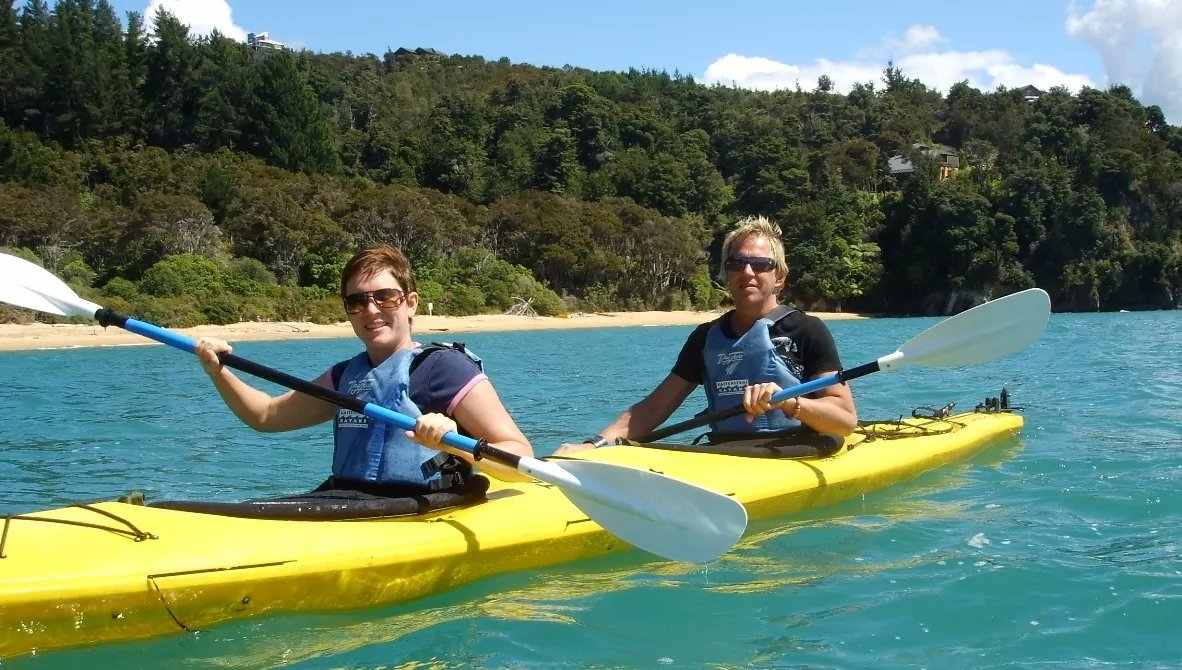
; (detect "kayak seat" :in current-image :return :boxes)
[625,428,846,459]
[145,474,491,521]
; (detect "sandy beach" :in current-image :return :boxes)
[0,310,868,352]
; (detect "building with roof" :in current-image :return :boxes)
[247,32,285,51]
[1014,85,1043,102]
[392,47,445,58]
[889,143,961,181]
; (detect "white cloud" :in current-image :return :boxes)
[702,24,1094,98]
[1067,0,1182,121]
[143,0,247,41]
[884,24,947,54]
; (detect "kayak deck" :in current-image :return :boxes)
[0,408,1023,659]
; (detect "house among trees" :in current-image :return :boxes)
[393,47,445,58]
[1014,85,1043,102]
[246,32,285,51]
[888,143,961,181]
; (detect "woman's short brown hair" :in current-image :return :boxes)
[339,246,417,299]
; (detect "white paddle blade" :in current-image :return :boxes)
[0,253,103,318]
[896,288,1051,368]
[0,281,69,315]
[544,459,748,564]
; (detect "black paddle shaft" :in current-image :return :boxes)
[632,359,881,444]
[93,307,514,465]
[97,306,371,414]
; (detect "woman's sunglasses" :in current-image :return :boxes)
[343,288,406,315]
[724,256,777,273]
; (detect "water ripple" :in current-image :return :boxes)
[1,313,1179,668]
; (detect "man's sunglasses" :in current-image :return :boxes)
[343,288,406,315]
[724,256,777,273]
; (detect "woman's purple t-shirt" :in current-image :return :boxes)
[330,347,488,417]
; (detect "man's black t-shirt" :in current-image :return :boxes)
[672,309,843,387]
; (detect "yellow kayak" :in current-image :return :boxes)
[0,406,1022,659]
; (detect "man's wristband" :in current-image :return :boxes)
[786,396,802,418]
[582,435,611,448]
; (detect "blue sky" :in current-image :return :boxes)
[110,0,1182,120]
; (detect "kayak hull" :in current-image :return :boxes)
[0,408,1023,658]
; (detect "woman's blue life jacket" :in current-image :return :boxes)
[330,342,482,490]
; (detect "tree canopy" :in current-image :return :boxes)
[2,2,1180,326]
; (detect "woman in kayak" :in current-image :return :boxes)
[555,215,858,455]
[194,245,535,493]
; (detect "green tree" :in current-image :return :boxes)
[142,7,198,148]
[139,252,223,297]
[1,14,1181,318]
[247,50,338,173]
[194,30,257,152]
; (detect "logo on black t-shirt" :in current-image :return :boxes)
[771,336,805,379]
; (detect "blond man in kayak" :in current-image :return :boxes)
[556,215,858,455]
[195,246,535,491]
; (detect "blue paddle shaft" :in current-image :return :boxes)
[765,360,880,404]
[362,403,481,451]
[123,317,199,353]
[111,312,491,457]
[768,372,841,404]
[635,359,881,443]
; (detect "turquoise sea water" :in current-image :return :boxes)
[1,311,1180,669]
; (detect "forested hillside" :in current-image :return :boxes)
[2,1,1180,326]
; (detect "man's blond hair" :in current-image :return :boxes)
[717,215,789,282]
